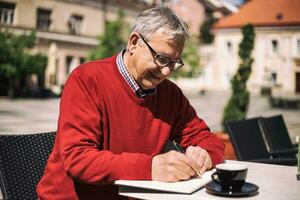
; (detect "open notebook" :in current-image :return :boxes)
[115,169,215,194]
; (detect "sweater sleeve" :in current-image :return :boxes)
[57,69,152,184]
[171,90,224,167]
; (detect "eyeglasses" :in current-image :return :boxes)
[138,33,184,71]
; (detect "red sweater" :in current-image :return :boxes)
[37,55,224,200]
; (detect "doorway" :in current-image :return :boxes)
[296,72,300,93]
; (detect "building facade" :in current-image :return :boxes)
[209,0,300,95]
[1,0,238,95]
[166,0,237,38]
[0,0,152,94]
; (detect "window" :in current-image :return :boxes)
[0,2,15,25]
[271,72,277,84]
[66,56,73,74]
[271,40,278,53]
[36,8,52,31]
[68,14,83,35]
[80,57,85,64]
[226,41,233,53]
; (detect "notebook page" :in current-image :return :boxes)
[115,169,215,194]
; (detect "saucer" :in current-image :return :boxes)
[205,181,259,197]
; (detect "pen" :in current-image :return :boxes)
[172,140,202,177]
[172,140,185,153]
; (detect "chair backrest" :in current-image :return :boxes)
[259,115,294,151]
[225,117,271,161]
[0,131,56,200]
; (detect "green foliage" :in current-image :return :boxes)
[200,14,217,44]
[89,10,127,60]
[24,53,48,75]
[0,30,47,98]
[222,24,255,129]
[171,37,201,79]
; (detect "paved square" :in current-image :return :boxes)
[0,90,299,141]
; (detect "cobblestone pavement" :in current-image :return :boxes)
[187,90,300,142]
[0,98,59,134]
[0,90,299,141]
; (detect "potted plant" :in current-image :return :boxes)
[214,131,236,160]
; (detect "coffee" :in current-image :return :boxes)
[211,163,248,192]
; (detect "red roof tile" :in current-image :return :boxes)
[214,0,300,29]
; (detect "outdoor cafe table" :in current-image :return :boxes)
[118,160,300,200]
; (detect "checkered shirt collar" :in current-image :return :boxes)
[116,50,156,98]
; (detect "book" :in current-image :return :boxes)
[115,169,215,194]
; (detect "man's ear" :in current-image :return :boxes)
[127,33,140,55]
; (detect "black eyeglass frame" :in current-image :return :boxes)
[138,33,184,71]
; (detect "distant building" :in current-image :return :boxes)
[0,0,238,95]
[163,0,238,93]
[166,0,237,38]
[0,0,152,94]
[209,0,300,95]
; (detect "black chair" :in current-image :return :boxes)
[259,115,298,157]
[0,132,56,200]
[225,118,297,166]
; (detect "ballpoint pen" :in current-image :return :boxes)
[172,140,202,177]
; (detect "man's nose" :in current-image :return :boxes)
[160,65,172,76]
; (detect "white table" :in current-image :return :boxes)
[118,160,300,200]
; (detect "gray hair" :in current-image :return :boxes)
[130,6,189,44]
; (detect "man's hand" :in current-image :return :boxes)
[151,150,201,182]
[185,146,212,176]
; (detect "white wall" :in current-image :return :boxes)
[204,27,300,94]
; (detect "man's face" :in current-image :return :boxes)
[126,31,184,90]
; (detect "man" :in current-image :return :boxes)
[37,6,224,200]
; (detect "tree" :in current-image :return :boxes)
[222,24,255,128]
[171,37,201,79]
[0,30,47,98]
[89,10,127,60]
[200,13,217,44]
